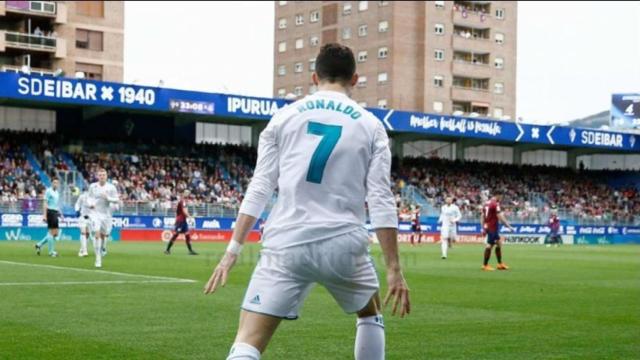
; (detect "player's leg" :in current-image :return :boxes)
[48,228,59,256]
[496,237,509,270]
[483,233,495,270]
[79,219,88,256]
[354,293,385,360]
[165,227,179,254]
[227,310,281,359]
[36,231,50,255]
[185,232,197,255]
[441,235,448,259]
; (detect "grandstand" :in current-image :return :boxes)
[0,72,639,244]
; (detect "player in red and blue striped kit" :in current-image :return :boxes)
[480,191,514,271]
[165,190,198,255]
[546,208,562,247]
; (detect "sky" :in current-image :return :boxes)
[124,1,640,124]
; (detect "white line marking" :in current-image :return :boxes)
[0,280,192,286]
[0,260,196,283]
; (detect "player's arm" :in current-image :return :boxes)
[368,122,410,317]
[42,190,48,221]
[204,120,279,295]
[437,207,443,224]
[498,212,514,231]
[453,206,462,223]
[480,207,485,234]
[105,187,120,203]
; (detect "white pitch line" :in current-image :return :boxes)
[0,260,196,283]
[0,280,192,286]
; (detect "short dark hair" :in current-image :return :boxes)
[315,43,356,85]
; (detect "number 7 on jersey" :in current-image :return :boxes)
[306,121,343,184]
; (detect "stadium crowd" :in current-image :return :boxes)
[0,130,638,224]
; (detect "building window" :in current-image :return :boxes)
[278,41,287,53]
[310,36,319,47]
[309,59,316,71]
[435,0,445,8]
[342,27,352,40]
[378,21,389,33]
[359,1,368,11]
[358,101,368,107]
[495,57,504,69]
[75,62,102,80]
[358,51,368,63]
[434,24,444,35]
[433,101,443,113]
[357,76,367,87]
[76,1,104,17]
[310,10,320,23]
[496,8,505,19]
[295,14,304,26]
[278,65,286,76]
[294,86,303,96]
[358,24,368,37]
[278,1,287,5]
[377,99,388,109]
[494,82,504,94]
[378,72,388,83]
[309,85,318,94]
[433,75,444,87]
[295,62,303,73]
[278,88,286,97]
[76,29,103,51]
[495,33,504,44]
[295,38,304,49]
[378,0,389,6]
[343,3,352,15]
[494,107,504,118]
[378,47,389,58]
[278,18,287,29]
[434,49,444,61]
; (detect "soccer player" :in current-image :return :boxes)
[75,187,91,257]
[87,169,119,268]
[480,191,515,271]
[35,178,62,257]
[438,196,461,259]
[546,208,562,247]
[204,43,410,360]
[165,190,197,255]
[410,205,422,246]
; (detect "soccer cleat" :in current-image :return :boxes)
[442,256,446,260]
[78,251,88,257]
[95,261,102,268]
[35,244,41,256]
[101,248,107,257]
[164,250,170,255]
[50,252,58,258]
[482,265,495,271]
[497,263,509,270]
[188,251,198,256]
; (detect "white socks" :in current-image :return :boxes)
[94,237,103,266]
[355,315,385,360]
[79,233,87,255]
[441,238,448,258]
[227,342,260,360]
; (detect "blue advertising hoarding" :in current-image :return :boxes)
[611,93,640,129]
[0,73,638,152]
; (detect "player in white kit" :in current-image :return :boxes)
[74,188,91,257]
[87,169,119,268]
[438,196,461,259]
[204,44,410,360]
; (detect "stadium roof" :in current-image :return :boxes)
[0,72,638,153]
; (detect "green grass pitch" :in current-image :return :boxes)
[0,241,638,359]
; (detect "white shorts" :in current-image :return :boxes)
[241,228,379,320]
[78,215,91,233]
[441,227,457,240]
[90,215,112,236]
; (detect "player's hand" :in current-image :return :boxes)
[42,214,47,223]
[203,252,238,295]
[383,269,411,318]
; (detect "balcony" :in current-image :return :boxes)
[1,64,57,76]
[2,30,54,50]
[450,86,492,104]
[5,1,56,16]
[452,60,492,78]
[452,7,493,27]
[452,34,493,53]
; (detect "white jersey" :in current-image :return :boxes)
[239,90,398,250]
[87,181,119,218]
[439,204,462,231]
[74,192,91,217]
